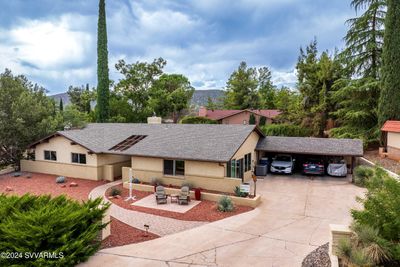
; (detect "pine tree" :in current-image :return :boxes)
[59,98,63,112]
[378,0,400,126]
[96,0,110,122]
[331,0,386,143]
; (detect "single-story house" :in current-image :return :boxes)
[381,120,400,160]
[198,107,281,125]
[22,122,363,193]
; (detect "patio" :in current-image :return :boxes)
[132,194,201,213]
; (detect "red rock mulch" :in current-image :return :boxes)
[101,217,159,249]
[364,149,400,174]
[0,172,107,201]
[106,184,254,222]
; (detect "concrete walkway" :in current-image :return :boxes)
[82,175,365,267]
[89,181,206,236]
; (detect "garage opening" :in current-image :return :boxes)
[255,136,364,177]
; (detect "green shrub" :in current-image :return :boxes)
[180,116,217,124]
[349,167,400,265]
[353,165,374,187]
[0,194,109,267]
[234,186,248,198]
[261,124,311,137]
[133,178,140,184]
[217,195,234,212]
[259,116,267,126]
[249,113,256,124]
[110,187,121,196]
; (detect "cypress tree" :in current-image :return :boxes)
[59,98,63,112]
[85,83,91,113]
[96,0,110,122]
[249,113,256,125]
[378,0,400,126]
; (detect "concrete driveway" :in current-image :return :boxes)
[81,175,365,267]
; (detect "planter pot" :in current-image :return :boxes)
[194,188,201,200]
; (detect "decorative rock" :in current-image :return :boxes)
[60,184,66,188]
[115,195,121,199]
[12,172,21,177]
[56,176,66,183]
[302,243,331,267]
[5,186,13,192]
[69,182,78,187]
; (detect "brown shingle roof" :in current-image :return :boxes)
[32,123,262,162]
[204,109,281,120]
[256,136,363,157]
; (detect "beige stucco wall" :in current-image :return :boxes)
[21,159,102,180]
[231,131,260,182]
[388,132,400,149]
[128,155,241,193]
[22,135,131,180]
[35,136,97,166]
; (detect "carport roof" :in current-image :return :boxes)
[256,136,363,157]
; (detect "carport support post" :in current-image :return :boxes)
[350,157,355,183]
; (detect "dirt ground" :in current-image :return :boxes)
[364,149,400,174]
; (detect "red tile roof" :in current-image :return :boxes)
[381,120,400,133]
[204,109,281,120]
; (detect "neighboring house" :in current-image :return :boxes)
[381,120,400,160]
[198,107,281,125]
[22,122,363,193]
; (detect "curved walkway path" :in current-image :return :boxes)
[89,180,206,236]
[82,175,365,267]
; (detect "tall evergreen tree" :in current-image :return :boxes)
[296,40,343,137]
[85,83,91,113]
[378,0,400,126]
[59,98,63,112]
[96,0,110,122]
[331,0,386,143]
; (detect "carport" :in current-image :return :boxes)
[255,136,364,174]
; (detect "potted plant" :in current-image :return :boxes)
[195,188,201,200]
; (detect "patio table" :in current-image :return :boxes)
[170,194,179,203]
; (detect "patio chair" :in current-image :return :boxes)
[155,186,167,204]
[178,186,190,205]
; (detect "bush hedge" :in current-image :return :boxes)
[340,167,400,266]
[261,124,311,137]
[0,194,109,267]
[353,165,374,187]
[180,116,217,124]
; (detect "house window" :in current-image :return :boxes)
[44,150,57,161]
[227,159,243,179]
[244,153,252,172]
[71,153,86,164]
[163,160,185,176]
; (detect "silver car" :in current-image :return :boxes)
[270,154,295,174]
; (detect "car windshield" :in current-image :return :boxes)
[275,155,291,161]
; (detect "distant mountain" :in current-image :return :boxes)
[191,89,224,107]
[49,92,70,105]
[48,89,225,108]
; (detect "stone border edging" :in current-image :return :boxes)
[125,182,262,208]
[359,157,400,180]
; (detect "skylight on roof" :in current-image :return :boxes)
[109,135,146,151]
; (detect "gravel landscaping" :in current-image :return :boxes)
[101,217,159,249]
[364,149,400,174]
[0,172,107,201]
[302,243,331,267]
[106,184,253,222]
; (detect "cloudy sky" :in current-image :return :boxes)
[0,0,355,94]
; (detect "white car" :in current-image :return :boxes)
[327,162,347,177]
[270,154,295,174]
